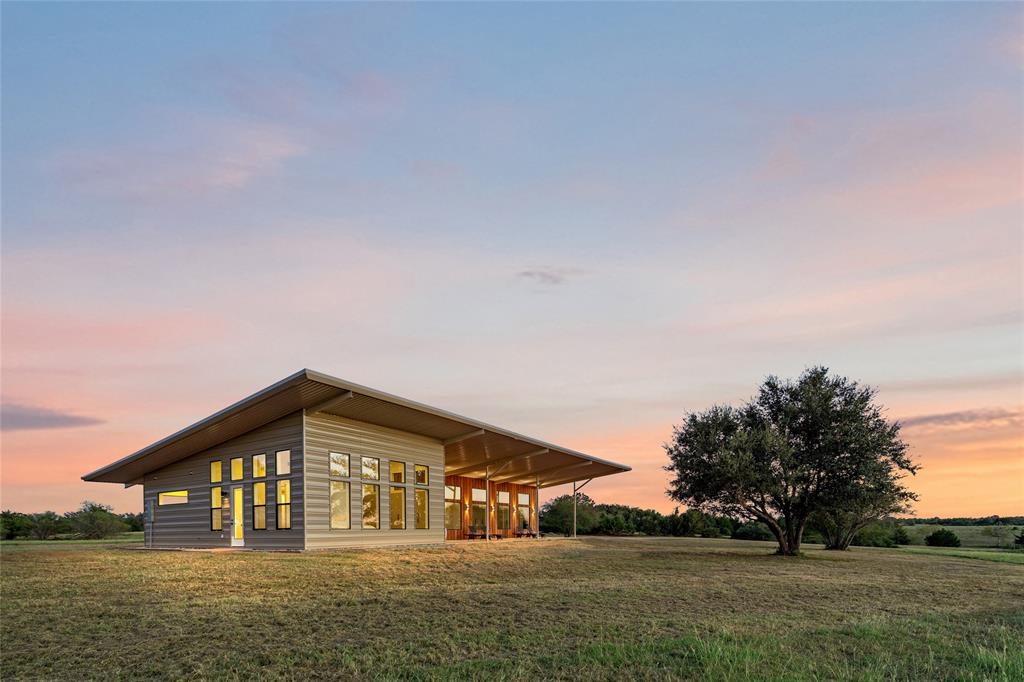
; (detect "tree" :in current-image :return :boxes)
[0,510,31,540]
[539,494,598,536]
[1015,529,1024,549]
[65,501,127,539]
[981,525,1015,549]
[732,522,773,541]
[665,367,916,556]
[925,528,961,547]
[27,511,62,540]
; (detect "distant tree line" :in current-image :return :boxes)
[0,502,141,541]
[901,516,1024,527]
[539,494,915,547]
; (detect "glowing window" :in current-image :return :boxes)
[276,450,291,476]
[362,484,380,529]
[330,481,350,529]
[210,487,222,530]
[253,482,267,530]
[329,452,350,477]
[230,458,243,481]
[390,486,406,529]
[252,454,266,478]
[158,490,188,505]
[444,485,461,530]
[276,480,291,529]
[210,461,222,484]
[497,490,510,530]
[389,461,405,483]
[415,489,429,529]
[361,457,379,481]
[414,464,429,485]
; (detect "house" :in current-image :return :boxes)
[82,369,631,549]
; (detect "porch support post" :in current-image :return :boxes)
[536,476,541,539]
[485,465,490,541]
[572,478,593,539]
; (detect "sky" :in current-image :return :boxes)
[1,2,1021,517]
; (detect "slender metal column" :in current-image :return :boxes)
[535,476,541,539]
[572,481,577,538]
[485,465,490,541]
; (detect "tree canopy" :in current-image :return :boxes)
[664,366,917,555]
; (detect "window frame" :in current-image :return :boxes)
[414,464,429,486]
[230,457,243,481]
[158,490,189,505]
[362,483,380,529]
[276,450,291,476]
[210,487,222,530]
[415,488,429,529]
[444,484,462,531]
[330,480,351,530]
[389,461,405,483]
[253,482,267,530]
[210,460,222,484]
[252,454,267,479]
[390,486,406,529]
[276,479,292,530]
[497,490,510,530]
[329,452,350,478]
[361,456,380,481]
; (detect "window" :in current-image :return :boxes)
[231,457,243,481]
[252,454,266,478]
[389,461,405,483]
[210,487,222,530]
[444,485,462,530]
[158,490,188,505]
[210,461,222,483]
[361,456,379,480]
[517,492,531,531]
[497,491,510,530]
[390,486,406,529]
[329,452,350,477]
[276,450,291,475]
[253,482,267,530]
[415,489,429,529]
[276,480,291,529]
[414,464,429,485]
[362,484,380,529]
[471,487,486,530]
[330,481,350,529]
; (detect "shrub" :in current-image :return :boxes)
[732,522,773,541]
[65,501,127,539]
[892,525,911,545]
[27,512,61,540]
[925,528,961,547]
[702,526,720,538]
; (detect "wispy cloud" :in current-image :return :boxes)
[1,404,105,431]
[517,266,583,287]
[901,407,1023,431]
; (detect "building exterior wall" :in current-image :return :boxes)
[304,411,445,549]
[444,475,538,541]
[143,412,304,549]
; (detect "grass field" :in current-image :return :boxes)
[901,524,1020,548]
[2,536,1022,681]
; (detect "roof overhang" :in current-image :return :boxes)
[82,369,631,487]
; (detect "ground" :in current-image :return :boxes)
[1,536,1022,681]
[901,524,1020,548]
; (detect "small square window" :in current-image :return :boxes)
[414,464,429,485]
[330,452,350,477]
[389,461,405,483]
[276,450,291,476]
[361,456,380,480]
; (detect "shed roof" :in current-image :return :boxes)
[82,369,631,488]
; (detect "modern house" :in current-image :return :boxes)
[82,369,631,550]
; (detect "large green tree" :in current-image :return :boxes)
[664,367,916,555]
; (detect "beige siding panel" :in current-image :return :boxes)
[143,412,304,550]
[304,411,445,549]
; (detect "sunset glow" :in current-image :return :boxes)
[2,3,1021,516]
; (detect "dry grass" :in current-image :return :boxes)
[2,536,1022,680]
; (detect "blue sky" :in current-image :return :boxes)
[2,2,1021,514]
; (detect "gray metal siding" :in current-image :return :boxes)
[304,411,445,549]
[143,412,304,549]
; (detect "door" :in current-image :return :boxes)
[231,486,244,547]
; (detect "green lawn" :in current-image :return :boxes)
[2,536,1022,680]
[901,524,1020,548]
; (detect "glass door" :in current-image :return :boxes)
[231,486,244,546]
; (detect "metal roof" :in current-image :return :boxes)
[82,369,631,487]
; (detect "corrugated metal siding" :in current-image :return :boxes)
[143,412,304,549]
[304,411,445,549]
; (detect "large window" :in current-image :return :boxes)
[330,452,350,477]
[330,481,350,529]
[158,490,188,505]
[253,454,266,478]
[276,480,291,529]
[253,482,267,530]
[362,484,380,529]
[414,464,429,485]
[389,461,405,483]
[444,485,462,530]
[210,487,222,530]
[210,461,222,484]
[497,491,510,530]
[390,487,406,529]
[230,457,243,481]
[471,487,486,530]
[415,489,429,529]
[276,450,291,476]
[361,457,380,480]
[517,492,531,531]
